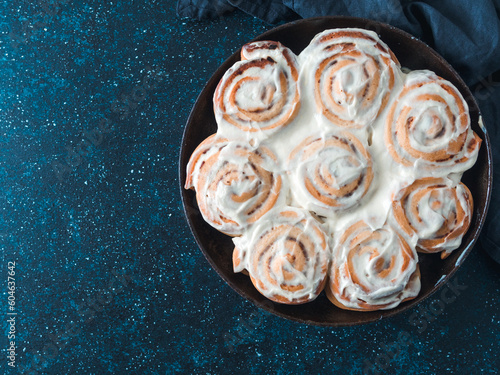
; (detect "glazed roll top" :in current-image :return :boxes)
[300,28,400,128]
[288,131,373,216]
[385,70,481,172]
[392,177,473,259]
[185,28,482,309]
[185,134,285,236]
[233,207,330,304]
[214,41,301,137]
[327,221,420,311]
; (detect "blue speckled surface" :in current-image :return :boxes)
[1,2,499,374]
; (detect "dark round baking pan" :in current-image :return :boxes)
[179,16,493,326]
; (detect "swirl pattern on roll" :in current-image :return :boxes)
[327,221,420,311]
[392,178,473,259]
[214,41,300,134]
[184,28,483,312]
[300,28,400,128]
[233,207,330,304]
[185,134,284,236]
[385,70,481,171]
[288,132,373,216]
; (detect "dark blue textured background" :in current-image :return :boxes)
[1,1,499,374]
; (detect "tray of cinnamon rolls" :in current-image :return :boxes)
[179,17,492,326]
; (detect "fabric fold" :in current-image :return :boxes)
[228,0,299,24]
[177,0,235,20]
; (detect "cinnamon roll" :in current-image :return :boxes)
[385,70,481,171]
[392,177,473,259]
[183,29,482,313]
[288,132,373,216]
[233,207,330,304]
[327,221,420,311]
[185,134,284,236]
[300,28,400,128]
[214,41,300,135]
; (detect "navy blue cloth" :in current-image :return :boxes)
[475,81,500,263]
[177,0,235,20]
[177,0,500,262]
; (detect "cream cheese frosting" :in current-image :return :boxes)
[185,28,481,310]
[233,206,330,304]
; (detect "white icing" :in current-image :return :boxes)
[186,28,480,309]
[186,138,287,236]
[330,221,420,309]
[298,28,399,128]
[385,70,480,173]
[393,178,473,254]
[233,206,329,303]
[215,41,300,143]
[287,132,373,217]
